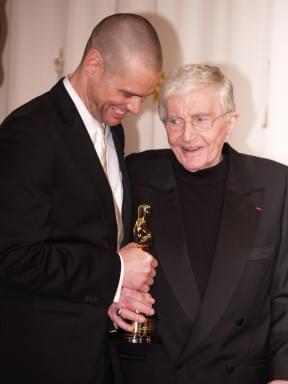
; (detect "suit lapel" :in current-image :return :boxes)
[180,145,265,359]
[144,153,201,322]
[49,80,117,248]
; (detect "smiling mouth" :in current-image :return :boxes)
[183,146,202,153]
[111,106,126,116]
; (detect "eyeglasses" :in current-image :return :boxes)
[164,111,232,132]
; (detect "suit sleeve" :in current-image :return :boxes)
[268,167,288,379]
[0,112,120,305]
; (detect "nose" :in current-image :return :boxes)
[182,121,198,142]
[126,96,143,114]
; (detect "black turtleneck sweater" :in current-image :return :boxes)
[174,153,229,299]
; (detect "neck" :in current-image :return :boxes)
[69,69,100,122]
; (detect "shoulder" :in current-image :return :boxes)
[229,145,288,185]
[0,80,67,131]
[0,91,58,136]
[126,149,171,169]
[2,94,47,121]
[126,149,172,191]
[126,149,172,179]
[236,149,287,173]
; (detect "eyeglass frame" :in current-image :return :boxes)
[163,110,233,132]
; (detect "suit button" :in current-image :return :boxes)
[175,363,183,370]
[225,364,235,373]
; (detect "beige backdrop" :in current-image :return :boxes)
[1,0,288,164]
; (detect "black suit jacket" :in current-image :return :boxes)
[120,145,288,384]
[0,80,131,384]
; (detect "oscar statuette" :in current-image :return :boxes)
[116,204,159,344]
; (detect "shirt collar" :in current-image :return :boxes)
[63,76,107,141]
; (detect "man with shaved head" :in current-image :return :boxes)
[0,13,162,384]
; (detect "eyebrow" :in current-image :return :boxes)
[167,112,210,118]
[120,90,136,97]
[119,89,154,98]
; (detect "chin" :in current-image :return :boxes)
[181,157,204,172]
[106,117,122,126]
[182,162,201,173]
[188,167,201,173]
[108,121,121,127]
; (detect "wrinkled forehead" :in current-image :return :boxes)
[165,85,223,116]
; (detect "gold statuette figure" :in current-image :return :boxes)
[120,203,159,343]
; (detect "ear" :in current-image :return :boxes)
[225,111,239,141]
[83,48,103,77]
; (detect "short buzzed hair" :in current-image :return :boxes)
[158,64,236,121]
[82,13,163,74]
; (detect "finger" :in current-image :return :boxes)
[108,303,118,318]
[107,306,135,332]
[119,308,146,323]
[119,298,154,317]
[120,291,155,307]
[142,293,155,305]
[151,258,158,268]
[139,284,150,293]
[118,287,156,314]
[145,277,154,290]
[126,300,155,317]
[117,320,133,332]
[113,315,134,332]
[135,305,154,317]
[150,269,157,278]
[108,304,122,324]
[121,287,153,300]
